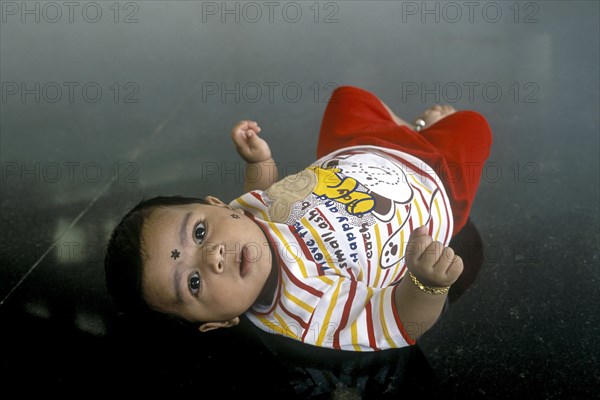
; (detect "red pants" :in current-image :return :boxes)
[317,86,493,236]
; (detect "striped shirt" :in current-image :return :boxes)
[231,145,453,351]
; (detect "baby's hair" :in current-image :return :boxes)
[104,195,209,317]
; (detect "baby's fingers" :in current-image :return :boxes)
[446,255,463,282]
[431,246,454,272]
[420,241,444,266]
[244,130,264,147]
[247,121,261,132]
[232,120,248,133]
[406,227,432,263]
[431,248,463,285]
[231,128,248,147]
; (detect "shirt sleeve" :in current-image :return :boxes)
[300,278,415,351]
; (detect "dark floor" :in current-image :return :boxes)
[1,1,599,398]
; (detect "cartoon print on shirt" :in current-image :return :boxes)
[320,149,441,269]
[320,150,413,223]
[309,166,375,216]
[265,149,444,270]
[264,166,377,224]
[379,188,440,269]
[264,168,317,223]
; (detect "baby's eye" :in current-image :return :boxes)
[189,271,202,296]
[194,222,206,244]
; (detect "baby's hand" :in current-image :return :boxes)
[405,226,463,288]
[231,120,272,163]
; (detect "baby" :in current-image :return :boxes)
[105,85,492,351]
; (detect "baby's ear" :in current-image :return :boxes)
[198,317,240,333]
[204,196,227,207]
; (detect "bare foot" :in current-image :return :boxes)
[413,105,457,130]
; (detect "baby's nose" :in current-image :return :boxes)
[203,242,224,273]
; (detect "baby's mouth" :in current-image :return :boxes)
[239,245,253,278]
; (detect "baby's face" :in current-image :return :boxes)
[140,197,274,325]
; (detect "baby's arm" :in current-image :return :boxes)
[231,120,279,192]
[394,226,464,340]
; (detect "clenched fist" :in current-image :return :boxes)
[231,120,272,164]
[405,226,463,288]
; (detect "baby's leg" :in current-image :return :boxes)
[379,100,457,132]
[378,99,414,129]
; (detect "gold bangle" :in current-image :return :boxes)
[408,272,450,295]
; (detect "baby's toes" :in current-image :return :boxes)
[424,108,441,116]
[442,105,457,115]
